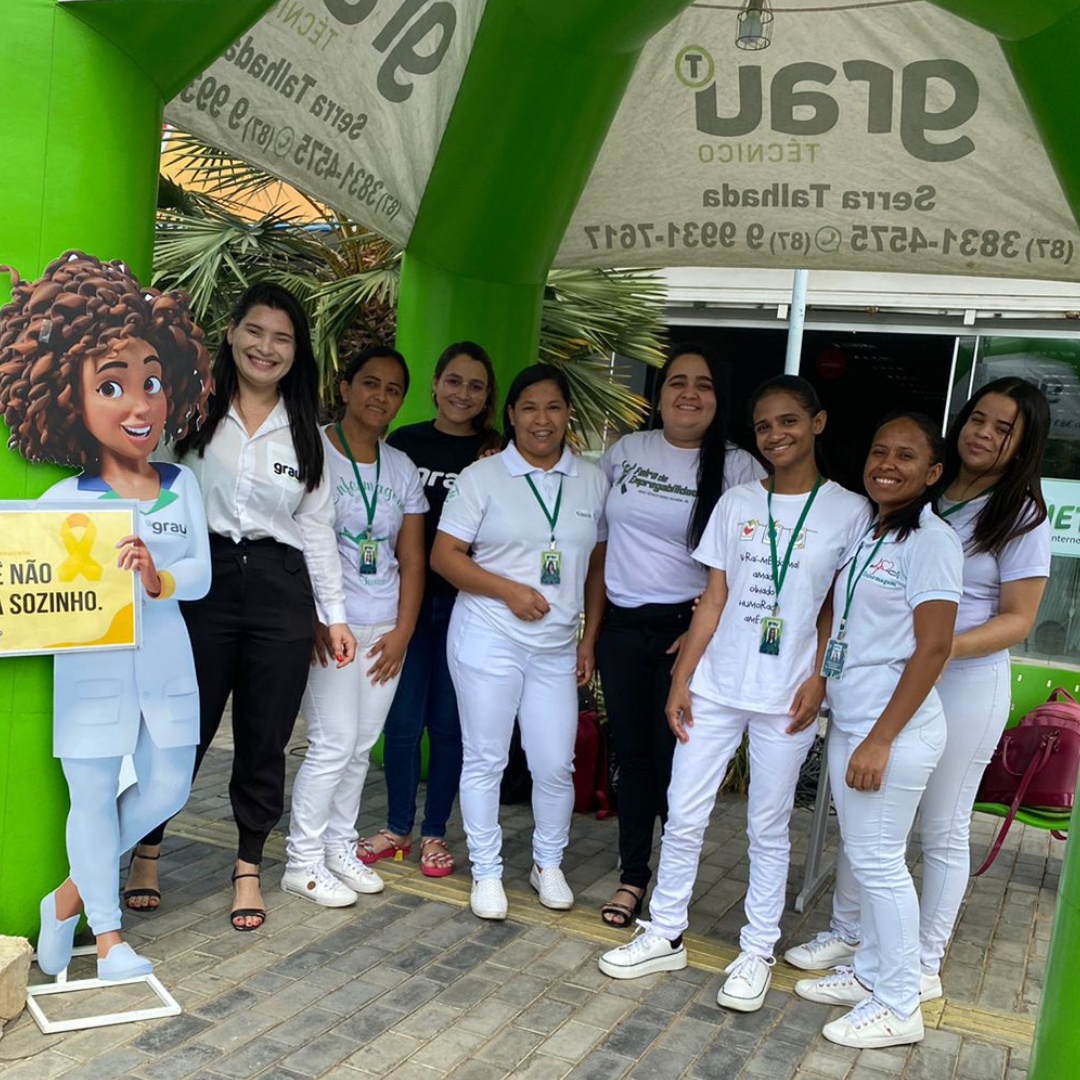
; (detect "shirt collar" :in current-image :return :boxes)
[501,441,578,478]
[227,396,289,435]
[873,501,938,545]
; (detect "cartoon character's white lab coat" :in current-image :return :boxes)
[38,463,211,759]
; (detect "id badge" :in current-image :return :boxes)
[759,615,783,656]
[820,638,848,680]
[540,548,562,585]
[358,539,379,575]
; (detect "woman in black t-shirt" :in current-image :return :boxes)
[357,343,499,876]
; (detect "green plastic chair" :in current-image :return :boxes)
[971,660,1079,835]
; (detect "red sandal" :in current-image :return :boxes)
[419,837,455,878]
[356,830,412,865]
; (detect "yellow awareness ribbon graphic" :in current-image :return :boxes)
[57,513,103,582]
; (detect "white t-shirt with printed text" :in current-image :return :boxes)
[939,494,1050,669]
[689,479,869,714]
[827,504,964,736]
[601,430,765,607]
[438,443,609,651]
[323,428,428,626]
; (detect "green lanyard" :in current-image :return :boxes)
[525,473,563,546]
[939,486,994,519]
[766,474,822,616]
[334,422,380,539]
[836,529,887,640]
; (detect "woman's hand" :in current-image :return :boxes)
[116,535,161,597]
[665,680,694,743]
[366,627,410,685]
[326,623,357,668]
[846,733,892,791]
[503,582,550,622]
[665,632,687,657]
[311,621,332,667]
[576,640,595,687]
[787,674,825,735]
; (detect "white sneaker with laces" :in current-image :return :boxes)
[281,862,358,907]
[326,849,385,894]
[717,951,775,1012]
[598,922,688,979]
[471,878,508,920]
[784,930,859,971]
[920,972,943,1001]
[822,995,924,1048]
[529,865,574,910]
[794,965,870,1006]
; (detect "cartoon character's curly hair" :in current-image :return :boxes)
[0,251,211,472]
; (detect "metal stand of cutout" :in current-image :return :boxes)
[795,718,836,914]
[26,946,181,1034]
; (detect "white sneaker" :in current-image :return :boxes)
[326,849,385,895]
[281,863,357,907]
[717,951,774,1012]
[598,922,688,980]
[794,965,870,1006]
[822,995,924,1049]
[471,878,508,920]
[920,973,943,1001]
[529,865,574,911]
[784,930,859,971]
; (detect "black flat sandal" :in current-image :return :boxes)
[123,849,162,911]
[600,885,645,929]
[230,869,266,931]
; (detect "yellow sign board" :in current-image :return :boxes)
[0,501,141,656]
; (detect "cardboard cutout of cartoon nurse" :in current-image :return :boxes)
[0,251,212,980]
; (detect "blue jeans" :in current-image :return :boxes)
[383,594,462,837]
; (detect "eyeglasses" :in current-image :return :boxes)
[440,374,488,398]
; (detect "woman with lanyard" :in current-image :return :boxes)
[794,411,963,1049]
[583,343,764,929]
[431,363,608,920]
[599,376,867,1013]
[282,346,427,905]
[125,283,356,930]
[358,342,499,876]
[789,378,1049,1002]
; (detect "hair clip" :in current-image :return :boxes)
[39,319,53,343]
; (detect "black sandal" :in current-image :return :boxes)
[601,885,645,929]
[123,849,161,911]
[230,870,266,931]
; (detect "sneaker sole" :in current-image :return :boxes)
[280,880,357,907]
[470,904,508,921]
[598,948,687,980]
[328,871,384,895]
[717,985,768,1012]
[822,1020,924,1049]
[783,947,858,971]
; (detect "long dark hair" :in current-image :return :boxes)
[177,283,324,491]
[873,411,945,541]
[940,377,1049,555]
[433,341,500,450]
[502,363,571,449]
[655,343,730,550]
[748,374,830,479]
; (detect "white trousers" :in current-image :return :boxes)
[287,621,400,869]
[827,660,1009,975]
[447,605,578,880]
[830,716,946,1018]
[647,695,817,957]
[63,725,195,936]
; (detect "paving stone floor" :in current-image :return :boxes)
[2,715,1063,1080]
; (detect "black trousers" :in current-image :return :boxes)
[143,535,315,863]
[594,600,693,890]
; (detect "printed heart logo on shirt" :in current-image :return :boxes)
[740,519,758,540]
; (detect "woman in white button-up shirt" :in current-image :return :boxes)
[128,283,355,931]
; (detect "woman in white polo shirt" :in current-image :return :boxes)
[584,343,764,928]
[599,376,867,1013]
[431,363,608,920]
[283,346,427,906]
[794,412,963,1050]
[788,378,1050,1000]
